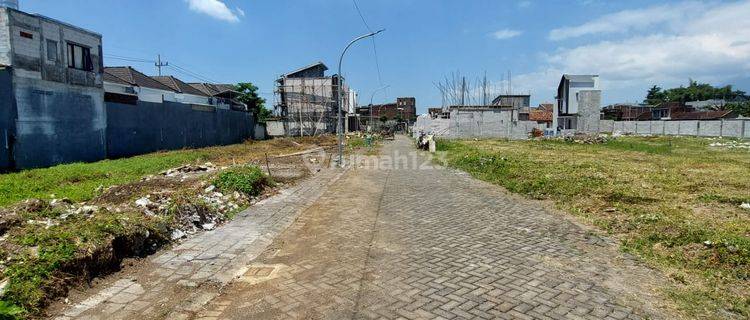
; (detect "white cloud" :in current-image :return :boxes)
[518,1,532,8]
[186,0,241,23]
[236,7,246,17]
[492,29,523,40]
[509,1,750,103]
[549,1,707,41]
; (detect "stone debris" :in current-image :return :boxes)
[201,223,215,231]
[741,202,750,210]
[708,140,750,150]
[161,162,217,177]
[563,133,611,144]
[135,197,152,208]
[171,229,186,240]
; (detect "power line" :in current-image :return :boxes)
[102,53,218,83]
[169,64,217,83]
[352,0,372,32]
[104,54,155,64]
[351,0,386,92]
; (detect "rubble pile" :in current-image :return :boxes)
[708,140,750,150]
[159,162,218,178]
[562,134,612,144]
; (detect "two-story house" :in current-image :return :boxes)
[0,5,105,169]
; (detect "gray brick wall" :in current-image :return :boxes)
[0,9,10,66]
[576,90,601,133]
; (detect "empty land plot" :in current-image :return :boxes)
[437,136,750,319]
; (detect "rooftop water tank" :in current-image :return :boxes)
[0,0,18,9]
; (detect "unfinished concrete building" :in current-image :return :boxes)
[274,62,349,136]
[0,5,105,169]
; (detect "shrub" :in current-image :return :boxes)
[213,166,273,197]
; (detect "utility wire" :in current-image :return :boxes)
[352,0,372,32]
[103,53,219,83]
[104,54,155,64]
[169,64,218,83]
[351,0,386,95]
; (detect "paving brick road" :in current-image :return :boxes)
[55,136,675,319]
[192,136,674,320]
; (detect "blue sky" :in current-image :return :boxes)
[21,0,750,113]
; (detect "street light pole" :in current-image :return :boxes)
[369,85,390,132]
[337,29,385,167]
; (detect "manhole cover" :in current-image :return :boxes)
[236,264,284,285]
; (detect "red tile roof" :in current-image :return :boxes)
[529,110,552,122]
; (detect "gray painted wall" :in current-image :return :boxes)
[106,101,254,159]
[576,90,601,133]
[12,76,106,169]
[414,109,544,140]
[0,67,14,169]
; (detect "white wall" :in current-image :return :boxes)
[597,119,749,139]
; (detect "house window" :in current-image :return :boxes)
[19,31,33,39]
[67,43,93,71]
[46,40,58,62]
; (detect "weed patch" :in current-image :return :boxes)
[213,166,274,197]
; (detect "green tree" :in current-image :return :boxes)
[234,82,271,122]
[725,101,750,116]
[644,80,749,105]
[379,115,388,123]
[644,85,667,105]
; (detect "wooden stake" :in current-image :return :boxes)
[265,152,272,177]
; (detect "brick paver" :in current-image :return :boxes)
[53,168,348,320]
[191,136,672,319]
[55,136,673,319]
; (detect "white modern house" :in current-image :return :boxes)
[555,74,600,130]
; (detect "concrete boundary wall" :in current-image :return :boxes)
[106,101,254,159]
[596,119,748,139]
[414,110,544,140]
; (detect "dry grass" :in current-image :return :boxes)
[437,136,750,319]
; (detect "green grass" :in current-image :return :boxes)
[0,137,330,318]
[1,209,169,317]
[213,165,274,197]
[0,151,211,207]
[436,136,750,319]
[0,137,330,209]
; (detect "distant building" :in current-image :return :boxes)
[686,99,726,111]
[188,82,247,111]
[556,74,601,131]
[0,6,106,169]
[492,94,530,108]
[602,102,737,121]
[274,61,350,136]
[359,97,416,121]
[104,66,180,104]
[529,104,553,127]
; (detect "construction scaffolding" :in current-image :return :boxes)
[274,76,347,137]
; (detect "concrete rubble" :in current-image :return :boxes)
[708,139,750,150]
